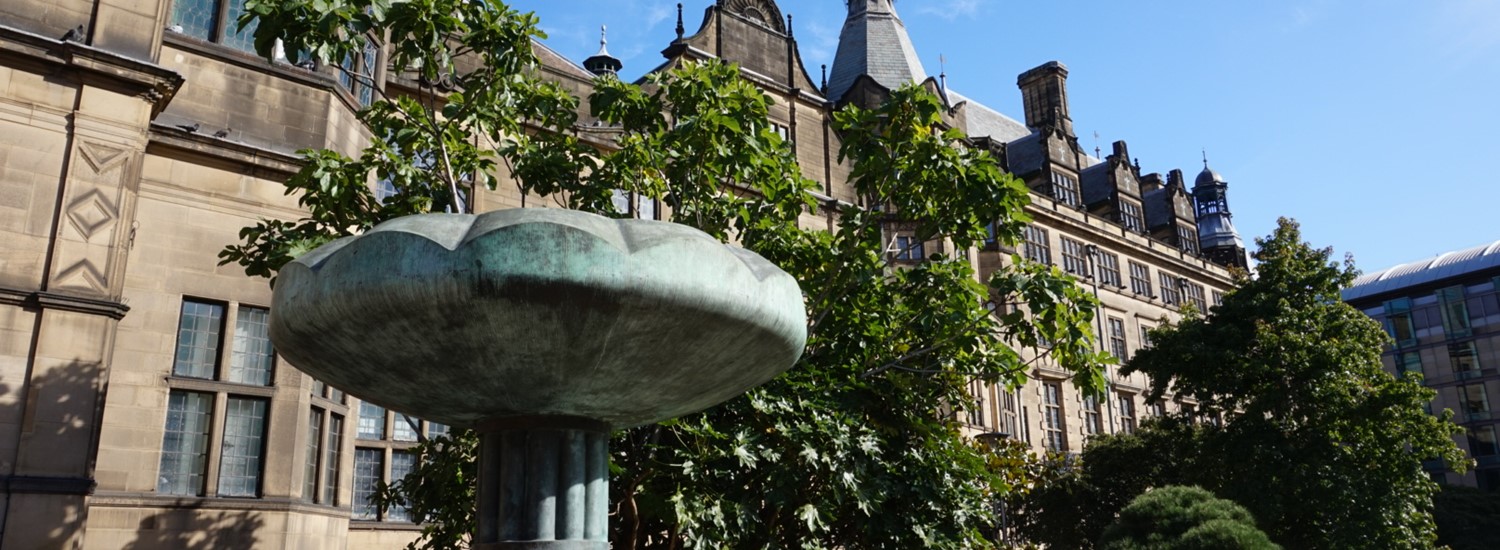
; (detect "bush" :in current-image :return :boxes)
[1098,485,1278,550]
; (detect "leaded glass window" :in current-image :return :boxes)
[217,397,268,497]
[1118,394,1136,434]
[1108,317,1127,361]
[1185,282,1207,312]
[1050,172,1079,206]
[353,448,384,520]
[158,390,213,495]
[388,451,417,522]
[1098,251,1122,287]
[1177,224,1199,255]
[1159,272,1182,306]
[1043,382,1067,452]
[895,235,924,261]
[1119,201,1144,233]
[324,415,343,504]
[305,408,323,501]
[1129,261,1152,297]
[340,38,381,107]
[1083,395,1103,435]
[167,0,258,52]
[174,300,224,379]
[1060,237,1088,276]
[393,413,419,442]
[228,306,274,385]
[1023,226,1051,265]
[358,402,386,440]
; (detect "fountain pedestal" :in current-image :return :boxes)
[474,417,609,549]
[269,209,806,547]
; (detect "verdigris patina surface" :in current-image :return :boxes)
[270,208,806,549]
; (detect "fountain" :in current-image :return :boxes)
[269,208,807,549]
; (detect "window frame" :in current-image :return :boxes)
[158,390,215,496]
[1118,200,1145,233]
[1107,317,1128,361]
[894,235,925,262]
[1042,382,1068,452]
[1184,281,1207,312]
[1082,394,1103,436]
[1022,225,1052,265]
[1176,224,1200,255]
[1438,286,1473,338]
[166,0,260,52]
[1117,393,1136,434]
[1050,172,1080,207]
[1097,251,1122,287]
[1158,272,1183,306]
[1129,261,1152,297]
[160,298,283,500]
[1060,237,1088,276]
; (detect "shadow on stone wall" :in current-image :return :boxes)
[0,358,104,547]
[122,508,264,550]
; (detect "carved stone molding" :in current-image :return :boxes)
[0,24,183,116]
[0,286,131,320]
[2,475,97,495]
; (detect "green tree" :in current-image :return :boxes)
[1433,486,1500,550]
[1008,417,1207,549]
[227,1,1110,547]
[1098,485,1278,550]
[1116,218,1468,549]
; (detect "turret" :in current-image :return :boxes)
[1192,161,1248,269]
[582,26,623,77]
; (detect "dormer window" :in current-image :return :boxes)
[1119,201,1144,233]
[1050,172,1079,207]
[1177,225,1200,255]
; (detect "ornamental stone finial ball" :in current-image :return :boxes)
[269,208,806,548]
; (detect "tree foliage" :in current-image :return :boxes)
[229,1,1111,547]
[1017,218,1469,550]
[1007,417,1207,549]
[1432,486,1500,550]
[1097,485,1278,550]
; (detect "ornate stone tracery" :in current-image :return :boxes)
[723,0,786,33]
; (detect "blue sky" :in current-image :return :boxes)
[512,0,1500,273]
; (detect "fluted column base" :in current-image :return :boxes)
[473,416,609,550]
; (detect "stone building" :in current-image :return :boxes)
[0,0,1245,547]
[1343,242,1500,491]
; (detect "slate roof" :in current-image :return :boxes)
[826,0,927,102]
[1142,187,1172,229]
[1005,133,1045,176]
[1080,161,1114,206]
[532,39,596,80]
[1342,240,1500,302]
[947,89,1030,143]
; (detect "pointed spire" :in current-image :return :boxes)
[787,14,794,37]
[583,25,623,77]
[675,3,685,40]
[826,0,927,102]
[939,54,947,93]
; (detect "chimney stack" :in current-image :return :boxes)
[1017,61,1072,136]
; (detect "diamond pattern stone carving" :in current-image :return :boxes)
[66,189,117,241]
